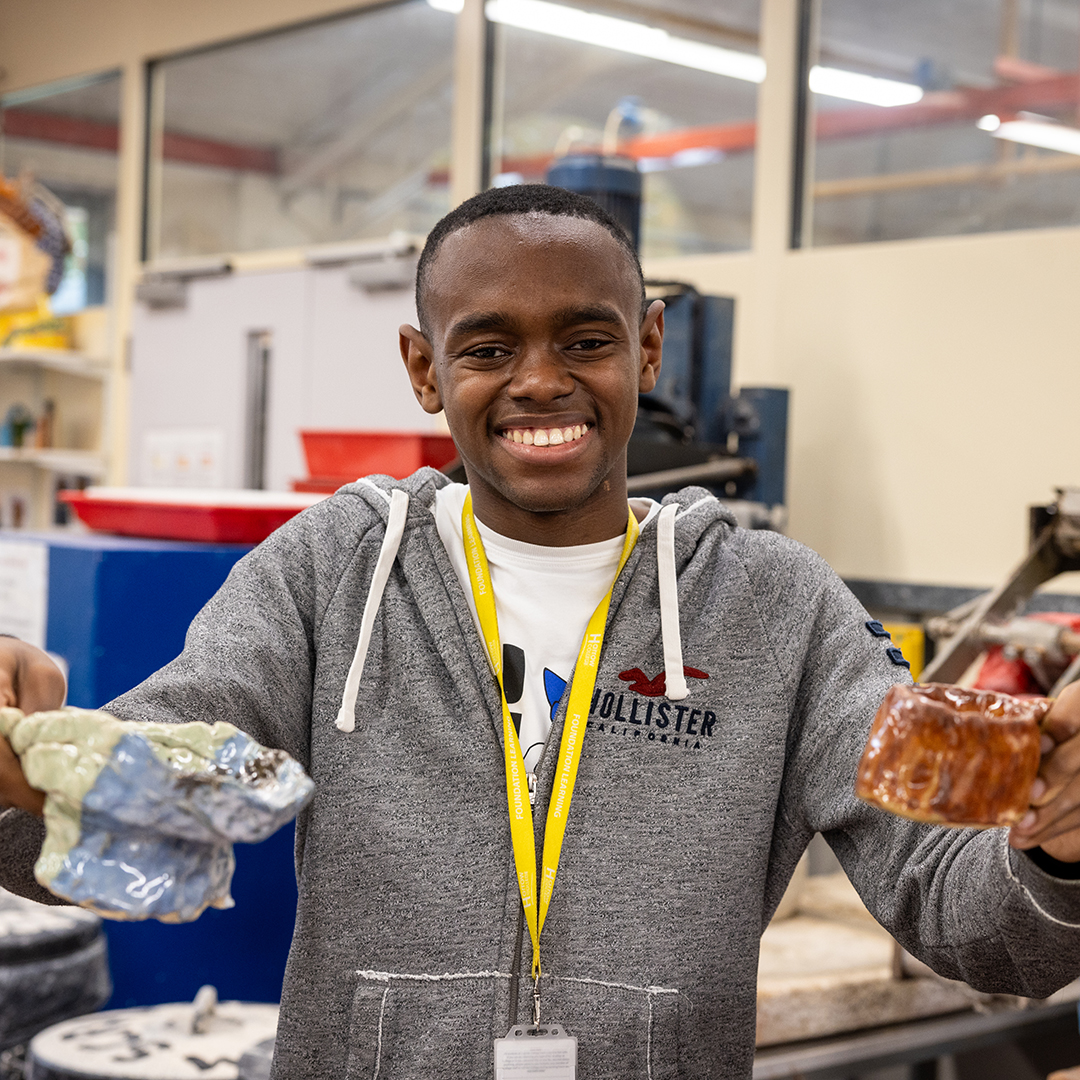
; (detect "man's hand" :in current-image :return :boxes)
[0,638,65,816]
[1010,680,1080,862]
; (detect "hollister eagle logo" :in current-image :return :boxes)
[618,666,709,697]
[586,666,715,751]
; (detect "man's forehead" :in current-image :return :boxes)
[438,211,622,264]
[425,212,640,321]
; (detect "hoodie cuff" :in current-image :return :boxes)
[1009,841,1080,926]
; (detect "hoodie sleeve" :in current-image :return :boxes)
[102,493,382,768]
[0,492,384,903]
[762,538,1080,999]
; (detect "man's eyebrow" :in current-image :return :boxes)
[447,311,517,338]
[446,303,626,341]
[551,304,624,329]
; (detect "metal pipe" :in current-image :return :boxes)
[244,330,272,490]
[814,153,1080,199]
[625,457,755,494]
[926,615,1080,657]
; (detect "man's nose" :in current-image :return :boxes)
[507,347,575,401]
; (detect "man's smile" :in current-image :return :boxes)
[496,422,595,461]
[498,422,592,446]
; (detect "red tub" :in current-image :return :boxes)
[61,488,326,544]
[300,431,457,482]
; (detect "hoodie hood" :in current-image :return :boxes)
[333,468,738,732]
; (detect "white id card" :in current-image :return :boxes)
[494,1024,577,1079]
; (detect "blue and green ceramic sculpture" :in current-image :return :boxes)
[0,708,314,922]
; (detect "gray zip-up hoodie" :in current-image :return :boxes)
[4,468,1080,1079]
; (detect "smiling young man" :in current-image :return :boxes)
[400,196,663,547]
[4,185,1080,1080]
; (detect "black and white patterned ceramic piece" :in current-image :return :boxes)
[27,997,278,1080]
[0,889,110,1052]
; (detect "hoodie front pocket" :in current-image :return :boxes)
[345,969,681,1079]
[544,976,681,1080]
[345,970,501,1080]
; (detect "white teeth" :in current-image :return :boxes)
[504,423,590,445]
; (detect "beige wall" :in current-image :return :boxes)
[0,0,371,89]
[5,0,1080,592]
[645,226,1080,590]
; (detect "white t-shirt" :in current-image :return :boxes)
[434,484,658,772]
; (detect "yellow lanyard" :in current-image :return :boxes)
[461,492,640,986]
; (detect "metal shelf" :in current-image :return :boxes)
[753,996,1079,1079]
[0,348,109,379]
[0,447,106,477]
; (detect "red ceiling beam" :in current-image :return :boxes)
[2,108,119,153]
[8,67,1077,188]
[160,130,278,174]
[816,71,1080,141]
[485,69,1080,179]
[2,108,279,175]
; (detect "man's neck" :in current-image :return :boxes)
[466,475,632,546]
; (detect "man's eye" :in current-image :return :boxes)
[465,345,510,362]
[569,337,611,352]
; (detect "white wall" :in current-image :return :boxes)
[129,265,426,490]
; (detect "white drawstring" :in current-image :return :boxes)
[337,487,695,730]
[657,503,688,700]
[336,488,410,732]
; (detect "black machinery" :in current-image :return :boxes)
[546,152,789,529]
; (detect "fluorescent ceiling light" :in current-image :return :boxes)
[989,117,1080,156]
[428,0,922,106]
[427,0,765,82]
[809,65,923,107]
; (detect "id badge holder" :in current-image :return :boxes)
[494,1023,577,1079]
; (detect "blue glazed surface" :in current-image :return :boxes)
[49,826,235,921]
[47,729,313,921]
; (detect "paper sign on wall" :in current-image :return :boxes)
[143,428,225,488]
[0,540,48,649]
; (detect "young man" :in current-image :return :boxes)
[3,185,1080,1079]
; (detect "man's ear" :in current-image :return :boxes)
[400,324,444,414]
[638,299,664,394]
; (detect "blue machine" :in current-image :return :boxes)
[2,531,298,1007]
[628,283,790,513]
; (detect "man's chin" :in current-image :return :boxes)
[493,474,610,517]
[501,488,590,516]
[463,457,624,519]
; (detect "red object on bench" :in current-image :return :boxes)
[60,488,325,544]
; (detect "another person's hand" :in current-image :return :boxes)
[0,638,65,816]
[1010,680,1080,862]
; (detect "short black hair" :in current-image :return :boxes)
[415,183,646,337]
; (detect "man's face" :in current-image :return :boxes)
[401,213,663,537]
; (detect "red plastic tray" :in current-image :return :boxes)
[292,477,350,494]
[60,488,326,544]
[301,430,457,481]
